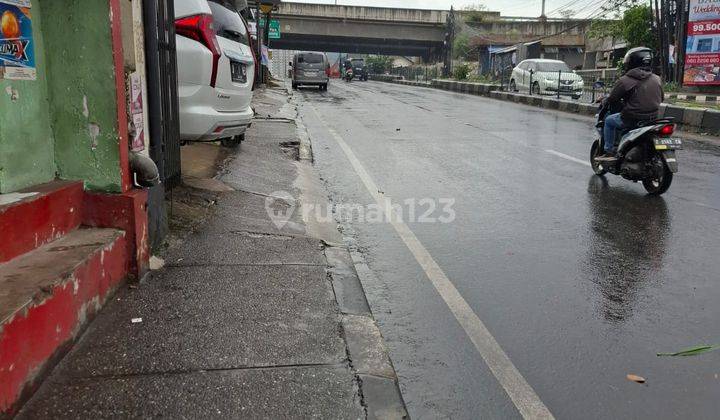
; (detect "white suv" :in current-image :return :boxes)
[175,0,255,146]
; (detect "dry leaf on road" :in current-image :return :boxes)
[626,374,646,384]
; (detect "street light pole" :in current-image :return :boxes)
[255,1,262,83]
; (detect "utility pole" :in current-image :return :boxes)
[255,1,262,84]
[661,0,673,81]
[675,0,688,84]
[653,0,667,80]
[540,0,546,19]
[443,7,455,77]
[255,1,281,84]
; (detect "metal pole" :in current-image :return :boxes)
[676,0,688,84]
[142,0,168,248]
[256,2,263,83]
[557,70,561,100]
[653,0,665,79]
[661,0,672,80]
[529,69,534,95]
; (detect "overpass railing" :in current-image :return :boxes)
[388,66,442,82]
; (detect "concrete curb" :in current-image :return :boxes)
[324,246,409,420]
[370,75,720,134]
[667,92,720,103]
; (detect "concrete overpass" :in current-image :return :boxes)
[268,3,449,59]
[265,3,591,60]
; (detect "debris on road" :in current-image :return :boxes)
[149,256,165,271]
[626,374,646,384]
[131,318,143,324]
[657,344,720,357]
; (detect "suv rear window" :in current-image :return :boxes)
[299,54,324,64]
[208,1,249,45]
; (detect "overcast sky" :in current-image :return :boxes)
[288,0,608,18]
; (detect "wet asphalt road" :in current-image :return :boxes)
[294,80,720,419]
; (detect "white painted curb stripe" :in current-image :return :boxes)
[310,105,554,420]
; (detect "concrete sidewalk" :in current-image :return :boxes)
[16,86,406,419]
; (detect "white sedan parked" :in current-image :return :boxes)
[509,59,584,99]
[175,0,255,146]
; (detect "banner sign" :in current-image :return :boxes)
[0,0,35,80]
[258,18,281,40]
[685,0,720,85]
[129,72,145,152]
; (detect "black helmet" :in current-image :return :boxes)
[623,47,653,71]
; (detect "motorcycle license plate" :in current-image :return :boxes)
[654,137,683,150]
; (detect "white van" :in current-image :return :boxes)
[291,52,330,91]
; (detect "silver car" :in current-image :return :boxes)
[291,52,329,91]
[509,59,584,99]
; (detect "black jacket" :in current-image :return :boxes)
[605,68,664,122]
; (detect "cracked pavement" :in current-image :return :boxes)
[16,86,404,419]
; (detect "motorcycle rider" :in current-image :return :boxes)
[596,47,664,162]
[343,59,353,79]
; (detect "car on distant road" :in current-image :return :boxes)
[509,59,584,99]
[291,52,330,91]
[350,58,368,81]
[175,0,256,147]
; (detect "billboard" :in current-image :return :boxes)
[0,0,37,80]
[684,0,720,85]
[0,0,35,80]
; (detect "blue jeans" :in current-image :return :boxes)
[603,113,624,153]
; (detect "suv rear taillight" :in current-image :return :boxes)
[658,124,675,136]
[176,14,222,87]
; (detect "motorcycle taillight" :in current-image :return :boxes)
[658,124,675,136]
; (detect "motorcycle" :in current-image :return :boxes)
[591,103,682,195]
[344,68,354,83]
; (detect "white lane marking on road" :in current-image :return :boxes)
[545,149,591,167]
[309,105,554,420]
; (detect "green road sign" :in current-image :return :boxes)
[258,19,281,40]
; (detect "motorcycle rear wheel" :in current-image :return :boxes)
[590,139,608,175]
[642,164,673,195]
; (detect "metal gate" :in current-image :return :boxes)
[143,0,181,249]
[145,0,181,188]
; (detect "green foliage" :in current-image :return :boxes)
[453,63,470,80]
[453,33,471,60]
[622,5,655,48]
[466,74,494,83]
[365,55,393,74]
[663,81,679,92]
[588,4,656,49]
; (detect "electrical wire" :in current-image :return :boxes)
[526,0,633,42]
